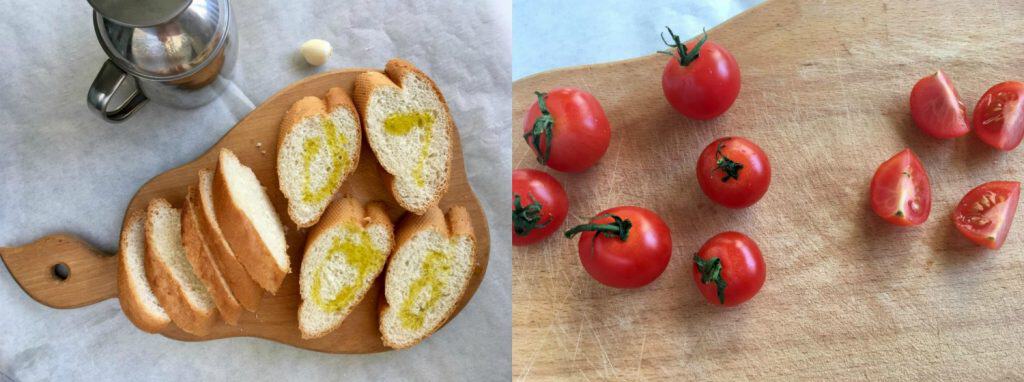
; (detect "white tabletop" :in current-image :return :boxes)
[512,0,762,79]
[0,0,510,380]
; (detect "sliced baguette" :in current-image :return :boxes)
[213,148,290,294]
[298,197,394,339]
[277,88,361,228]
[144,198,216,336]
[380,205,475,349]
[353,59,454,214]
[182,186,243,325]
[117,209,170,333]
[197,169,263,311]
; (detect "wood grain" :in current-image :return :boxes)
[1,68,491,354]
[513,0,1024,380]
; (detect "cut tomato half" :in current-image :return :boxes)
[909,70,969,139]
[869,149,931,226]
[953,181,1020,249]
[973,81,1024,151]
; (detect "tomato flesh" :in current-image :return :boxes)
[973,81,1024,151]
[869,149,931,226]
[953,181,1020,249]
[909,70,969,139]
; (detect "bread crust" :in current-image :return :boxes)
[182,186,243,325]
[352,58,455,215]
[118,208,170,333]
[196,169,263,311]
[299,197,395,339]
[380,205,476,349]
[144,198,216,336]
[277,88,363,227]
[213,149,289,294]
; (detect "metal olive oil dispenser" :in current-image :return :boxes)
[86,0,237,122]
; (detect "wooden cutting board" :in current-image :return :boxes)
[0,68,490,354]
[513,0,1024,379]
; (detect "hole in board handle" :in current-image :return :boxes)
[52,263,70,281]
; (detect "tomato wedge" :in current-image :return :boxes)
[909,70,969,139]
[953,181,1021,249]
[973,81,1024,151]
[869,149,931,226]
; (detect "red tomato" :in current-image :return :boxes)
[869,149,931,226]
[953,181,1020,249]
[692,231,765,306]
[909,70,969,139]
[522,88,611,173]
[973,81,1024,151]
[695,137,770,208]
[512,169,569,246]
[660,27,741,120]
[564,206,672,288]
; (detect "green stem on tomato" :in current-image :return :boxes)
[523,91,554,165]
[694,254,727,304]
[513,194,550,237]
[713,139,743,182]
[658,26,708,66]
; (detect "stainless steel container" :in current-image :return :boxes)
[86,0,237,122]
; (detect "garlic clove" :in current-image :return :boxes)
[300,39,332,66]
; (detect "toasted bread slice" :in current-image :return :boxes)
[213,148,290,294]
[277,88,362,228]
[144,198,216,336]
[353,59,454,214]
[182,186,243,325]
[197,169,263,311]
[298,198,394,339]
[118,209,171,333]
[380,205,475,348]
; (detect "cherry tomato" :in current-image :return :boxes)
[692,231,765,306]
[564,206,672,288]
[973,81,1024,151]
[869,149,931,226]
[696,137,770,208]
[660,27,741,120]
[909,70,969,139]
[512,169,569,246]
[953,181,1020,249]
[522,88,611,173]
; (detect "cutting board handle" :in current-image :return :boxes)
[0,234,118,309]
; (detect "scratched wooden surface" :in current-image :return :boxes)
[512,0,1024,380]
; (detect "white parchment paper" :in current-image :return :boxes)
[0,0,511,380]
[513,0,763,79]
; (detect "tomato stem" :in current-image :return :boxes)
[523,91,555,165]
[694,254,727,304]
[564,214,632,241]
[658,26,708,67]
[713,139,743,182]
[513,194,551,237]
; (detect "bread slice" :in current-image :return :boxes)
[213,148,290,294]
[298,197,394,339]
[144,198,216,336]
[277,88,362,228]
[182,185,243,325]
[197,169,263,311]
[117,209,170,333]
[380,205,475,348]
[353,59,454,214]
